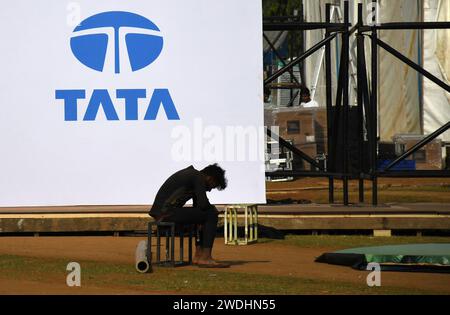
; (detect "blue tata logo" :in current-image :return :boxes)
[56,11,180,121]
[70,11,164,73]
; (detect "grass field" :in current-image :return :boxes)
[0,254,439,295]
[0,235,449,295]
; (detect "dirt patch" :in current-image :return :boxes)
[266,178,450,203]
[266,178,450,190]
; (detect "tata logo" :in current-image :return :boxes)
[56,11,179,121]
[70,11,163,74]
[55,89,179,121]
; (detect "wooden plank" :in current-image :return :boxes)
[1,203,450,215]
[0,213,449,234]
[0,217,152,233]
[220,216,450,231]
[373,230,392,237]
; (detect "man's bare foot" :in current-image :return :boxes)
[196,247,230,268]
[192,246,203,265]
[192,255,202,265]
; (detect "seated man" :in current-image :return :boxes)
[299,86,319,108]
[149,164,229,268]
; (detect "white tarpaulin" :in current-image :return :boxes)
[424,0,450,141]
[0,0,266,207]
[378,0,422,140]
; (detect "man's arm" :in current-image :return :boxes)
[193,176,212,210]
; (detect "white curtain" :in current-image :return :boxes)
[423,0,450,141]
[302,0,423,141]
[378,0,422,140]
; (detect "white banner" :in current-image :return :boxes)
[0,0,266,207]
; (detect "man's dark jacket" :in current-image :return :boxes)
[149,165,212,219]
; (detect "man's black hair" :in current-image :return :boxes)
[200,163,228,190]
[300,86,311,97]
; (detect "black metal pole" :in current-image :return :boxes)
[371,25,378,206]
[287,90,301,107]
[171,224,175,267]
[374,37,450,93]
[330,47,347,171]
[325,3,334,204]
[266,128,324,170]
[357,3,365,204]
[342,1,350,206]
[156,226,161,263]
[165,229,170,262]
[360,21,450,31]
[263,34,301,85]
[147,223,152,266]
[334,50,346,115]
[188,226,193,265]
[263,22,349,32]
[265,33,337,86]
[180,229,184,262]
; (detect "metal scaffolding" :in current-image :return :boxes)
[265,1,450,206]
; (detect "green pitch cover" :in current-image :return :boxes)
[316,243,450,273]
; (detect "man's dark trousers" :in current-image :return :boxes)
[160,205,218,248]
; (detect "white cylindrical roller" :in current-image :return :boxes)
[135,240,151,273]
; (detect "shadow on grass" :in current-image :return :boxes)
[221,260,271,266]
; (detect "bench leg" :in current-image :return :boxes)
[156,227,161,263]
[147,223,152,265]
[180,229,184,262]
[188,227,193,264]
[171,224,175,267]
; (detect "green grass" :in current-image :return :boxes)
[1,235,449,294]
[259,235,450,249]
[0,253,446,295]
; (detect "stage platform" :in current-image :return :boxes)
[0,203,449,235]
